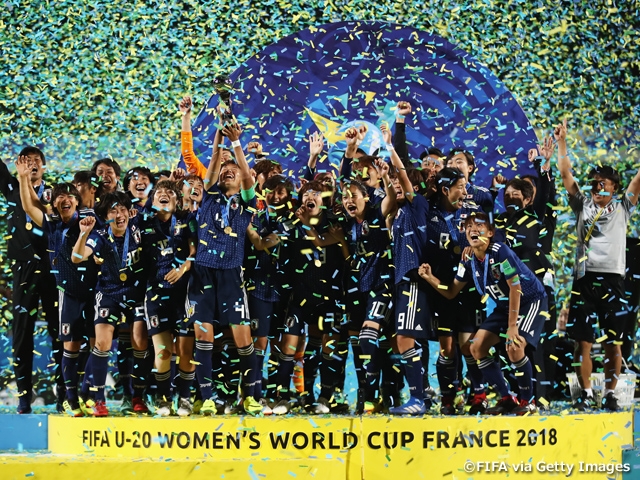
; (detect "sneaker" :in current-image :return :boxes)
[132,397,149,414]
[92,400,109,417]
[513,399,538,416]
[121,395,134,414]
[602,392,620,412]
[440,396,457,415]
[389,396,426,415]
[423,394,434,411]
[79,397,94,417]
[155,399,172,417]
[314,397,331,414]
[363,399,383,414]
[200,399,217,416]
[272,399,290,415]
[259,398,273,415]
[243,396,263,416]
[192,398,203,414]
[468,392,488,415]
[486,395,519,415]
[224,401,244,415]
[331,401,350,414]
[17,398,32,415]
[63,399,84,417]
[572,390,595,412]
[177,397,193,417]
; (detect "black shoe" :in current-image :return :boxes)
[602,392,620,412]
[423,395,434,410]
[486,395,519,415]
[17,400,32,414]
[440,403,457,415]
[572,391,595,411]
[468,393,488,415]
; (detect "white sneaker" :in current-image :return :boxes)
[177,397,192,417]
[155,400,172,417]
[314,397,331,414]
[271,399,289,415]
[259,398,273,415]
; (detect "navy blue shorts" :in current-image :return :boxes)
[144,287,187,336]
[429,285,483,337]
[94,292,144,327]
[248,294,280,338]
[284,295,345,336]
[345,287,393,331]
[186,264,250,329]
[394,281,431,339]
[59,291,94,342]
[480,296,548,349]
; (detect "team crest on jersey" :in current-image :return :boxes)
[230,198,239,210]
[361,220,369,236]
[149,315,159,328]
[132,228,141,244]
[285,316,296,329]
[491,264,501,280]
[61,323,70,335]
[250,318,259,330]
[42,188,52,203]
[99,308,109,318]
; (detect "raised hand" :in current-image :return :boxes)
[169,168,186,182]
[179,96,192,114]
[396,101,412,117]
[246,141,263,156]
[309,132,325,157]
[375,158,390,177]
[79,216,96,234]
[538,135,556,161]
[554,118,567,142]
[344,127,358,147]
[380,123,392,145]
[222,123,242,142]
[492,174,507,188]
[15,155,31,178]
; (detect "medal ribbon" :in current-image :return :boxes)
[471,254,489,296]
[443,211,460,245]
[108,226,130,273]
[221,194,237,229]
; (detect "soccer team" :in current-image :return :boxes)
[6,100,640,417]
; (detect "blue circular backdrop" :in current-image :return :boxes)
[189,20,539,189]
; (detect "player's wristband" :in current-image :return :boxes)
[231,140,241,148]
[386,144,395,151]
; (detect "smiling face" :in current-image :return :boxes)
[218,162,241,193]
[24,154,44,183]
[422,154,444,173]
[465,218,494,251]
[301,189,323,216]
[182,177,203,205]
[128,172,151,201]
[107,204,130,235]
[96,163,118,193]
[590,175,617,207]
[342,184,368,218]
[53,192,79,221]
[446,153,473,182]
[443,177,468,209]
[265,185,290,208]
[152,186,178,214]
[315,172,336,192]
[353,161,380,187]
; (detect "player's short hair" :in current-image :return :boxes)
[19,146,46,165]
[463,210,495,232]
[51,183,82,210]
[588,165,621,191]
[95,191,132,220]
[91,157,122,179]
[505,178,534,200]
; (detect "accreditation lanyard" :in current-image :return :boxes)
[584,207,605,244]
[25,182,45,226]
[443,211,460,245]
[471,254,489,296]
[221,195,237,228]
[156,215,177,250]
[56,212,78,257]
[108,227,130,272]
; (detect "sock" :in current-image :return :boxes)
[319,352,340,400]
[195,340,214,400]
[402,347,424,400]
[605,389,615,395]
[62,349,80,402]
[303,337,322,402]
[334,329,349,393]
[359,326,380,401]
[77,346,90,395]
[349,335,367,394]
[154,370,172,401]
[81,352,93,398]
[436,353,458,398]
[463,354,486,395]
[418,340,432,394]
[170,355,178,392]
[91,347,110,402]
[237,343,258,399]
[117,333,133,397]
[221,338,239,402]
[132,349,152,399]
[513,356,533,402]
[254,348,266,400]
[178,369,195,399]
[478,356,509,397]
[275,350,295,399]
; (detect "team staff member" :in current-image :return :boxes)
[3,149,63,414]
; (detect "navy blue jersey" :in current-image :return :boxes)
[455,242,546,312]
[391,194,429,284]
[43,208,98,297]
[195,185,257,269]
[283,214,344,300]
[140,212,196,290]
[425,200,479,282]
[245,211,283,303]
[345,205,393,292]
[86,221,145,302]
[466,183,494,213]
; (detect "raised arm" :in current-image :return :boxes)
[418,263,467,300]
[626,167,640,206]
[382,124,414,202]
[179,96,208,179]
[222,123,253,192]
[15,156,44,227]
[393,101,411,168]
[71,216,96,263]
[555,119,579,197]
[203,128,224,189]
[308,132,324,174]
[375,158,397,217]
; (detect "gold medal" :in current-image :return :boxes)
[25,222,33,231]
[224,226,232,234]
[52,257,57,266]
[119,273,128,282]
[453,246,461,254]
